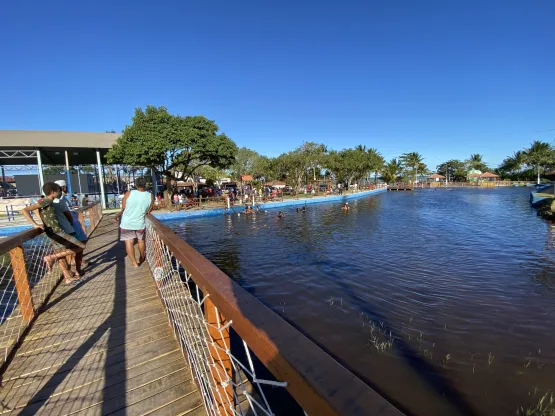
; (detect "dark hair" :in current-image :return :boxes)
[42,182,61,195]
[84,194,89,197]
[135,177,147,189]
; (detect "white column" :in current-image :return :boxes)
[96,150,106,209]
[77,165,83,194]
[36,150,45,193]
[115,165,120,194]
[64,150,73,195]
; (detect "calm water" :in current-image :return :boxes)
[165,188,555,415]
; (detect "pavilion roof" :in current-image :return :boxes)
[428,173,445,179]
[0,130,120,165]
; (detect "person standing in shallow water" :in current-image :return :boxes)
[114,177,154,267]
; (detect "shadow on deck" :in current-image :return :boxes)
[0,216,205,415]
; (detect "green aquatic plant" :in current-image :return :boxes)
[518,392,555,415]
[488,352,494,366]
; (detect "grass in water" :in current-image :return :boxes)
[518,392,555,415]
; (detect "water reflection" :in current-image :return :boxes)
[166,188,555,415]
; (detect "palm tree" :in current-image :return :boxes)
[466,154,487,171]
[400,152,424,184]
[500,151,525,179]
[524,141,553,184]
[367,148,385,185]
[381,158,402,184]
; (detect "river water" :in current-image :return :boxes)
[164,187,555,415]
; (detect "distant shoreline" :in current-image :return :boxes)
[153,188,387,221]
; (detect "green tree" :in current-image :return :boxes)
[326,148,370,188]
[302,142,327,181]
[273,150,311,191]
[499,151,526,180]
[230,147,262,181]
[465,154,488,172]
[106,106,237,201]
[42,166,66,175]
[380,158,402,184]
[437,160,467,182]
[79,165,96,175]
[400,152,425,184]
[197,166,227,186]
[367,148,385,185]
[524,141,554,184]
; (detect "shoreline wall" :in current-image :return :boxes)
[0,188,387,235]
[153,188,387,221]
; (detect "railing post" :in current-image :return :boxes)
[205,297,234,415]
[89,206,96,234]
[78,211,86,236]
[9,245,35,322]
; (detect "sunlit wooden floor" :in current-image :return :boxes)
[0,217,205,416]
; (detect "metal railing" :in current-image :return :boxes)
[144,215,401,416]
[0,202,103,366]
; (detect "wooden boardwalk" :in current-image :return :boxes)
[0,216,206,416]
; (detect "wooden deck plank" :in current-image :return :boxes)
[0,349,185,407]
[0,216,206,416]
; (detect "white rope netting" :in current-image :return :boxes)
[145,220,289,416]
[0,234,61,364]
[0,202,102,365]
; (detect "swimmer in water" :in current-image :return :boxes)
[342,202,350,211]
[296,207,300,212]
[243,205,253,214]
[278,211,285,218]
[302,206,306,212]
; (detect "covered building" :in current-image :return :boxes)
[428,173,445,182]
[0,130,120,208]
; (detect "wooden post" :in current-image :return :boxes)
[205,297,234,415]
[89,206,95,235]
[9,245,35,322]
[78,211,86,237]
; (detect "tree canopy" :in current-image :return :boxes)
[436,160,467,182]
[106,106,237,192]
[380,159,402,184]
[497,141,555,183]
[400,152,426,183]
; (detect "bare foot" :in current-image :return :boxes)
[64,275,80,285]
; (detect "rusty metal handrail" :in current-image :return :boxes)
[145,214,401,416]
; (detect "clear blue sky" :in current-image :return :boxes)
[1,0,554,169]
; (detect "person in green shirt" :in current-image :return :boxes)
[21,182,85,284]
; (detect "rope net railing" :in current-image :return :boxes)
[145,215,402,416]
[145,220,287,416]
[0,202,103,366]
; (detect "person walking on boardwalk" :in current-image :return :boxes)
[21,182,85,284]
[114,177,154,267]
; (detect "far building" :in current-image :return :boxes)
[467,169,482,183]
[428,173,445,188]
[428,173,445,182]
